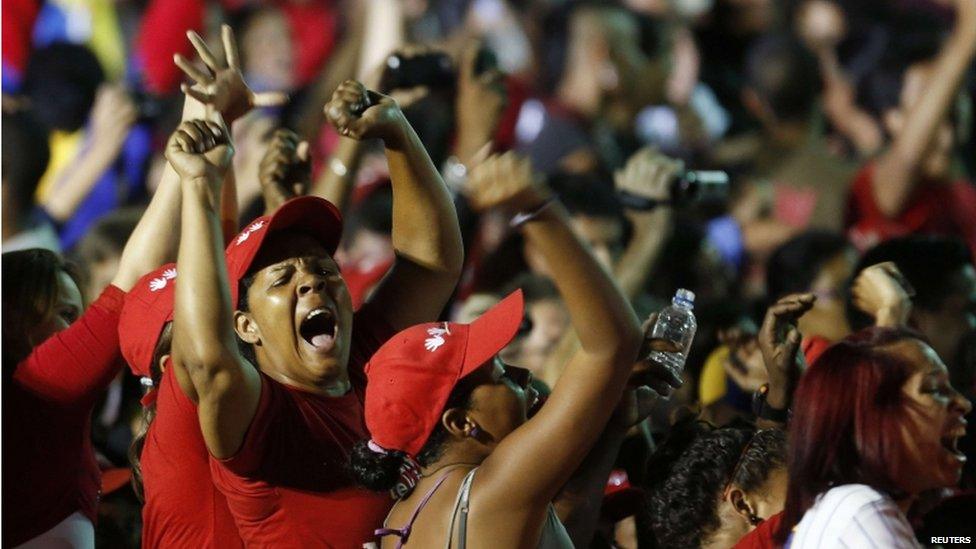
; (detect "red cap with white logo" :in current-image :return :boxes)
[119,263,177,379]
[224,196,343,303]
[364,290,524,457]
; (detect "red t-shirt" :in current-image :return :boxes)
[734,510,784,549]
[846,162,976,257]
[2,285,125,546]
[210,304,396,548]
[140,363,244,548]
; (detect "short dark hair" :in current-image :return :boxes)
[2,110,51,211]
[23,42,105,132]
[846,236,974,331]
[642,420,787,548]
[745,34,821,122]
[767,231,850,301]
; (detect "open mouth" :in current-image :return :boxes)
[940,431,966,462]
[299,307,337,353]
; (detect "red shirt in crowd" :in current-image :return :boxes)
[209,303,396,548]
[846,162,976,257]
[2,286,125,546]
[734,510,784,549]
[140,362,244,548]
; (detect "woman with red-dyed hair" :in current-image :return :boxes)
[778,328,971,548]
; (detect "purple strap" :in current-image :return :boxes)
[374,472,454,548]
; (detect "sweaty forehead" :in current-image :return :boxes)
[250,230,334,274]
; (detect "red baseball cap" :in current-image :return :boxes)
[224,196,343,302]
[364,290,525,457]
[119,264,177,379]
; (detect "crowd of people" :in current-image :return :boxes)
[2,0,975,547]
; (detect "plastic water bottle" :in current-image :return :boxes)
[647,289,697,378]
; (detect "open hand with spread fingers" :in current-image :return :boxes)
[258,129,310,213]
[165,120,234,185]
[464,152,552,213]
[175,24,288,123]
[324,80,406,145]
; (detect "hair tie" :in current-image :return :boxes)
[367,439,388,455]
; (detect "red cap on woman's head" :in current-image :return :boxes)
[224,196,343,303]
[364,290,525,457]
[119,264,177,378]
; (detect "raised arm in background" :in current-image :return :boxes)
[40,85,137,223]
[871,0,976,217]
[849,261,914,329]
[755,293,815,429]
[258,129,310,215]
[324,80,464,329]
[464,152,643,511]
[168,119,262,459]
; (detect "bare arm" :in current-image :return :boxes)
[325,81,464,329]
[465,153,642,508]
[168,120,262,459]
[309,137,363,214]
[873,0,976,216]
[42,85,137,222]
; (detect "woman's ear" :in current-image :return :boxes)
[157,353,171,374]
[234,311,261,345]
[729,488,761,527]
[441,408,480,439]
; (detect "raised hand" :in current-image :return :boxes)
[850,261,914,327]
[175,24,288,123]
[631,312,684,395]
[165,120,233,183]
[796,0,847,54]
[324,80,406,144]
[258,129,310,213]
[454,40,507,166]
[89,84,138,155]
[758,293,816,407]
[464,152,551,213]
[614,147,683,203]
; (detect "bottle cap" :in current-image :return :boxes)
[674,288,695,306]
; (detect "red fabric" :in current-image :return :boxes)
[845,162,976,258]
[2,286,125,546]
[140,363,244,548]
[365,291,524,456]
[2,0,41,75]
[802,335,833,367]
[279,1,337,86]
[343,258,393,310]
[209,303,397,547]
[135,0,206,94]
[119,264,176,378]
[733,510,784,549]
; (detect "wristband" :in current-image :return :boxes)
[442,156,468,192]
[617,190,672,211]
[511,198,556,229]
[752,383,790,423]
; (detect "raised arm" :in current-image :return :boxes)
[325,80,464,328]
[40,85,137,223]
[872,0,976,217]
[849,262,914,328]
[465,153,643,507]
[168,120,262,459]
[755,293,815,429]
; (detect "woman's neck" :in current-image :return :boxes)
[422,442,488,477]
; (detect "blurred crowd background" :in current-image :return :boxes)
[2,0,974,546]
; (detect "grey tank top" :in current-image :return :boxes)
[445,468,574,549]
